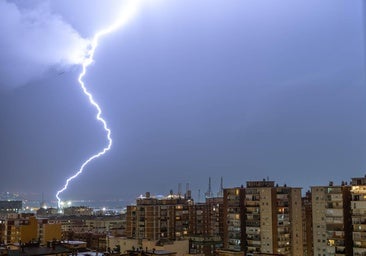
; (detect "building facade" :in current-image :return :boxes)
[0,213,61,245]
[351,177,366,256]
[222,180,303,256]
[125,192,193,241]
[223,187,246,251]
[302,191,313,256]
[311,182,352,256]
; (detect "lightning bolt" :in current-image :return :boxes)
[56,1,141,209]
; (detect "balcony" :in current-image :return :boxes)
[246,214,260,221]
[246,220,260,227]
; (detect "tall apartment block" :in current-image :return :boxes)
[125,192,193,241]
[189,203,209,236]
[223,187,246,251]
[223,180,303,256]
[246,181,303,256]
[351,176,366,256]
[189,197,224,256]
[311,182,352,256]
[245,181,274,255]
[276,185,303,255]
[125,190,224,256]
[206,197,224,239]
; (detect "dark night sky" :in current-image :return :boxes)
[0,0,365,205]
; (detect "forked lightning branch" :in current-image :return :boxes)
[56,1,140,210]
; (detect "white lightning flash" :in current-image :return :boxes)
[56,1,141,209]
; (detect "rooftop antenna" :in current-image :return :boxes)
[185,183,191,199]
[217,177,224,197]
[205,177,213,198]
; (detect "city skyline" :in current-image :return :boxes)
[3,175,366,255]
[0,0,365,203]
[0,175,359,210]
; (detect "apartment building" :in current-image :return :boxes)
[38,218,62,245]
[223,187,246,251]
[245,181,274,255]
[63,206,93,216]
[278,185,303,255]
[0,213,61,245]
[189,202,209,236]
[206,197,224,238]
[351,176,366,256]
[125,192,193,241]
[222,180,303,256]
[188,197,224,256]
[311,182,352,256]
[126,205,137,239]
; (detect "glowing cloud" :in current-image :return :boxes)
[56,0,141,209]
[0,1,89,89]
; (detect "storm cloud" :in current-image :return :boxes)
[0,1,89,89]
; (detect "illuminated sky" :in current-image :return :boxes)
[0,0,365,204]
